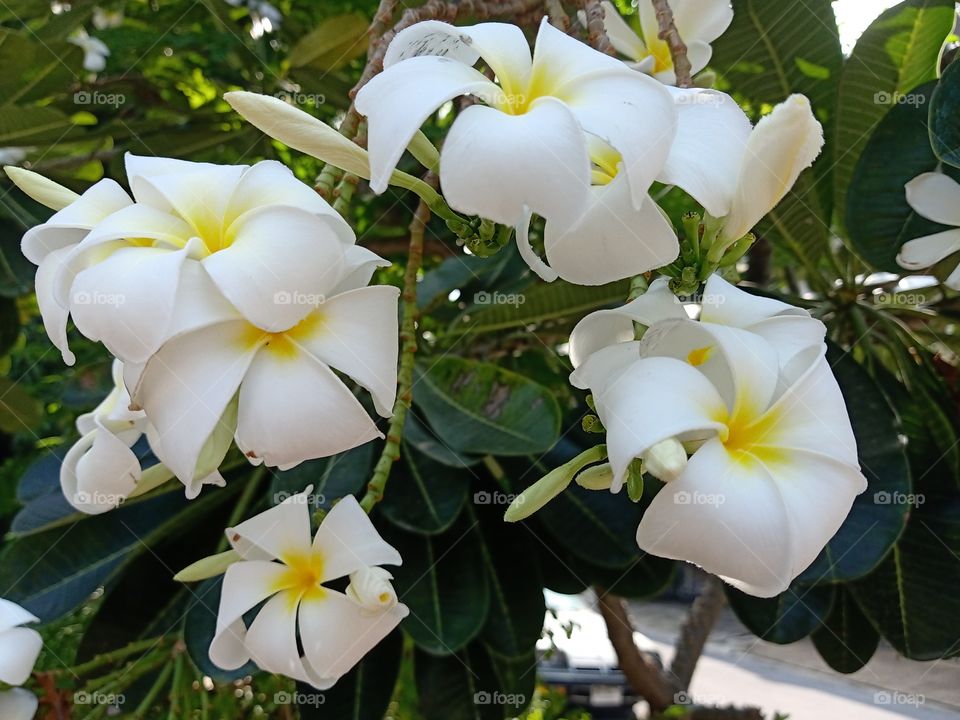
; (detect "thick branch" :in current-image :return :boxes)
[650,0,694,87]
[596,589,677,712]
[579,0,616,55]
[670,575,727,690]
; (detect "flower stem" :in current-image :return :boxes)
[360,197,427,512]
[66,637,168,678]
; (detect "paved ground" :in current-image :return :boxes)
[627,600,960,719]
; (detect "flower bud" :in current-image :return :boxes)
[4,166,79,210]
[575,463,614,490]
[642,438,688,483]
[346,566,398,613]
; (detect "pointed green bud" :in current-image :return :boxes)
[627,462,645,503]
[4,166,79,210]
[504,445,606,522]
[174,549,240,583]
[575,463,614,491]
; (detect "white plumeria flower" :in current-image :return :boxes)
[896,171,960,289]
[123,253,399,490]
[600,0,733,85]
[0,598,42,720]
[570,276,866,597]
[661,92,824,247]
[68,28,110,72]
[346,566,398,614]
[355,18,678,275]
[22,155,385,366]
[62,359,227,510]
[209,491,407,689]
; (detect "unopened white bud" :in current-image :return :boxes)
[643,438,688,483]
[346,566,397,613]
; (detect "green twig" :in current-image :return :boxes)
[67,637,168,678]
[360,196,427,512]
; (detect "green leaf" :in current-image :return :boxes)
[834,0,955,229]
[381,516,490,655]
[0,376,43,434]
[380,442,470,535]
[0,29,84,105]
[851,486,960,659]
[404,413,482,469]
[570,553,675,600]
[795,346,911,584]
[812,588,880,673]
[449,279,631,336]
[930,58,960,167]
[414,644,534,720]
[296,631,404,720]
[726,584,835,644]
[0,105,83,146]
[470,501,546,659]
[268,443,371,510]
[288,13,369,70]
[846,81,953,271]
[413,357,561,456]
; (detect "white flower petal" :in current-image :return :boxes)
[545,177,678,285]
[35,246,75,365]
[61,427,140,514]
[0,627,42,686]
[383,21,533,92]
[203,206,346,332]
[660,88,752,218]
[592,355,726,490]
[700,274,808,325]
[440,99,590,227]
[313,495,402,582]
[331,245,391,295]
[0,688,38,720]
[515,209,559,282]
[0,600,38,634]
[124,154,246,216]
[600,1,646,61]
[131,321,256,485]
[568,277,685,368]
[723,95,824,242]
[21,178,131,263]
[209,560,290,670]
[561,70,677,210]
[69,243,192,363]
[355,55,501,193]
[299,590,407,680]
[297,286,399,418]
[245,591,313,683]
[569,341,643,392]
[897,228,960,270]
[673,0,733,44]
[165,260,244,339]
[228,495,313,562]
[531,17,628,85]
[905,172,960,226]
[636,437,795,597]
[235,345,382,470]
[224,160,353,244]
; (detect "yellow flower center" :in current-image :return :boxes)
[641,34,674,74]
[715,403,786,467]
[276,550,326,605]
[238,311,326,359]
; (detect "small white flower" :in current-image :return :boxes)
[210,492,407,689]
[68,28,110,72]
[92,7,124,30]
[896,171,960,288]
[346,566,398,613]
[0,598,42,720]
[570,276,866,597]
[355,18,678,283]
[600,0,733,84]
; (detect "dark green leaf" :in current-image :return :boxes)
[834,0,955,228]
[269,443,371,510]
[930,58,960,167]
[726,584,835,644]
[381,516,490,655]
[812,588,880,673]
[380,442,470,535]
[404,412,482,469]
[413,357,561,456]
[0,375,43,433]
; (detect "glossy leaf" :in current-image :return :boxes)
[930,57,960,168]
[380,442,471,535]
[726,584,835,645]
[812,588,880,674]
[413,357,561,456]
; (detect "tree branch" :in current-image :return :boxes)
[650,0,694,87]
[579,0,616,55]
[670,575,727,690]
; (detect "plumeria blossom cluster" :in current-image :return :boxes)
[896,170,960,288]
[6,0,871,702]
